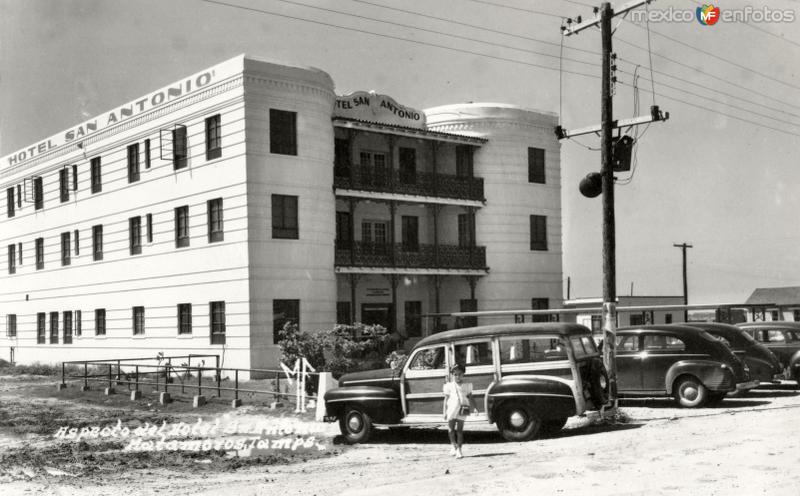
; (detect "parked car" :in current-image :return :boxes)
[679,322,782,385]
[614,325,757,407]
[324,323,609,443]
[736,321,800,385]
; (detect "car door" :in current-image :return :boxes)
[402,344,448,417]
[615,333,643,392]
[453,339,494,416]
[641,333,688,392]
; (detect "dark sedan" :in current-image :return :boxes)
[614,325,757,407]
[681,322,782,384]
[736,321,800,385]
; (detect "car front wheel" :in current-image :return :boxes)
[497,401,541,441]
[674,376,709,408]
[339,408,373,444]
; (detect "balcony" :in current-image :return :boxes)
[335,241,487,271]
[334,166,484,202]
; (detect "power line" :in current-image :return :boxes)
[618,80,800,138]
[462,0,566,18]
[622,18,800,92]
[200,0,601,79]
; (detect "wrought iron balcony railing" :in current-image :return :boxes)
[335,241,487,270]
[334,166,484,202]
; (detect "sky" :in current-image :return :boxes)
[2,0,799,305]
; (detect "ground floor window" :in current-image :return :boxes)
[210,301,226,344]
[273,299,299,344]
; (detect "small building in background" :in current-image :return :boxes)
[563,295,685,337]
[744,286,800,322]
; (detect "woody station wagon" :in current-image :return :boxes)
[323,323,608,443]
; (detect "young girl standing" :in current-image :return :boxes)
[443,363,477,459]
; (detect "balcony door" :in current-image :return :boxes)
[360,151,387,186]
[362,220,389,255]
[399,147,416,184]
[336,211,351,249]
[401,216,419,252]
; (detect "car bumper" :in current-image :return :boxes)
[736,380,759,391]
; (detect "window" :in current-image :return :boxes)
[273,299,299,344]
[337,301,352,325]
[335,212,351,249]
[35,237,44,269]
[72,164,78,192]
[665,313,673,324]
[205,114,222,160]
[5,314,16,337]
[173,125,188,170]
[528,147,545,184]
[771,310,780,321]
[210,301,226,344]
[408,346,446,370]
[531,298,549,323]
[454,340,493,367]
[95,309,106,336]
[145,138,151,169]
[530,215,547,251]
[7,244,15,274]
[59,167,70,202]
[90,157,102,193]
[616,334,640,352]
[175,206,189,247]
[63,311,73,344]
[360,151,388,184]
[49,312,59,344]
[33,177,43,210]
[643,334,686,352]
[404,301,422,337]
[127,143,140,183]
[6,187,14,217]
[401,216,419,251]
[272,194,298,239]
[399,147,416,184]
[334,138,350,177]
[75,310,82,337]
[17,242,22,266]
[129,216,142,255]
[270,109,297,155]
[499,336,567,364]
[207,198,223,242]
[74,229,79,256]
[794,310,800,322]
[146,213,153,243]
[361,220,388,248]
[178,303,192,335]
[61,232,71,266]
[132,306,145,335]
[457,213,475,248]
[459,299,478,328]
[456,145,474,177]
[630,314,644,326]
[37,313,46,344]
[92,225,103,261]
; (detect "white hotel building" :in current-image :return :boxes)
[1,55,562,371]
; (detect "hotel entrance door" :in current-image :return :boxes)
[361,303,392,332]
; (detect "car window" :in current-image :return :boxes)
[766,330,786,343]
[499,336,566,364]
[787,330,800,342]
[616,334,640,351]
[710,333,731,347]
[454,341,493,367]
[570,336,598,358]
[739,331,756,344]
[643,334,685,352]
[408,346,446,370]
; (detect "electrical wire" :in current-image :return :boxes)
[463,0,566,18]
[199,0,601,79]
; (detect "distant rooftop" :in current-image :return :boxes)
[745,286,800,306]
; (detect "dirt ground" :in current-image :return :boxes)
[1,375,799,496]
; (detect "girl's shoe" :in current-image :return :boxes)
[455,448,463,459]
[449,446,457,457]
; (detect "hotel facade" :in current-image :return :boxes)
[1,55,562,371]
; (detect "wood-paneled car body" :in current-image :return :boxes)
[736,321,800,385]
[681,322,783,384]
[614,325,757,407]
[324,323,608,443]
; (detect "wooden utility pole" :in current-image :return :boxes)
[560,0,668,410]
[673,243,693,321]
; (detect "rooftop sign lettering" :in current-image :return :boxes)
[334,91,425,129]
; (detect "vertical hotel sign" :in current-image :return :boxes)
[333,91,426,129]
[2,55,245,169]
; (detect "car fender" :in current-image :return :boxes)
[486,375,576,423]
[324,386,402,424]
[744,355,782,382]
[666,360,736,393]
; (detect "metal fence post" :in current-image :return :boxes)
[108,364,112,389]
[61,362,65,387]
[197,365,202,395]
[234,369,239,401]
[84,363,88,389]
[135,365,139,392]
[276,371,281,400]
[155,364,159,392]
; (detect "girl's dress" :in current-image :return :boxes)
[443,381,473,421]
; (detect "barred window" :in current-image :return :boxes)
[178,303,192,335]
[210,301,226,344]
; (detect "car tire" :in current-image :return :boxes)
[674,376,709,408]
[339,408,373,444]
[540,417,568,436]
[496,401,541,441]
[589,359,609,408]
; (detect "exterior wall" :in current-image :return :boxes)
[242,59,337,369]
[425,104,563,326]
[0,57,251,368]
